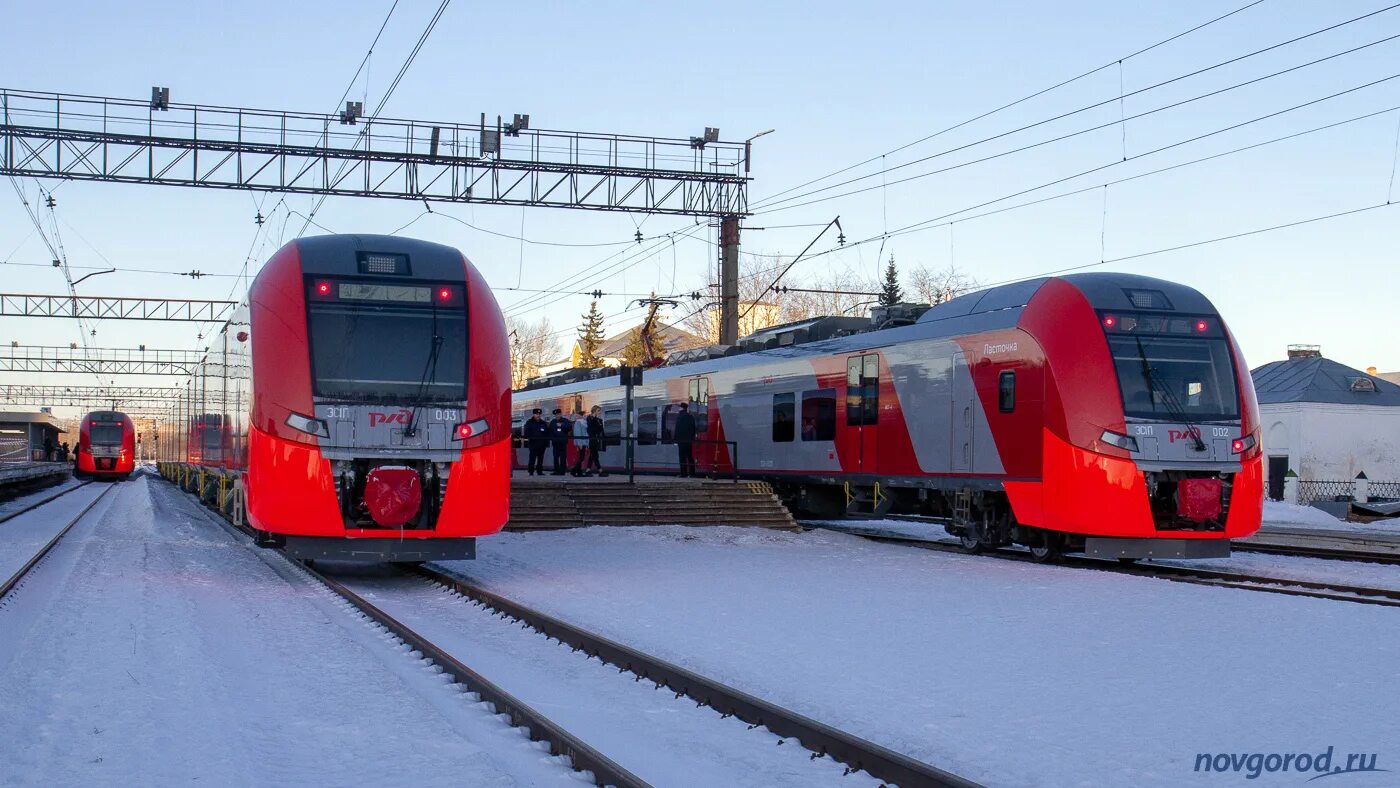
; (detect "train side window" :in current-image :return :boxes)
[661,404,678,444]
[689,378,709,433]
[772,393,795,442]
[845,357,863,424]
[846,354,879,426]
[862,354,880,425]
[603,408,622,446]
[801,388,836,440]
[998,371,1016,412]
[638,408,658,446]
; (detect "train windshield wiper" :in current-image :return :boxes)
[402,305,445,438]
[1134,337,1206,451]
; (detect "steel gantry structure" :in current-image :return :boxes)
[0,293,238,322]
[0,384,184,409]
[1,346,207,376]
[0,88,750,216]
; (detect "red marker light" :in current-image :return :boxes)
[438,287,452,301]
[1103,315,1116,328]
[316,281,331,295]
[1231,438,1245,453]
[457,423,471,439]
[1195,320,1208,332]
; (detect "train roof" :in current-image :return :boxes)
[285,234,470,281]
[516,272,1221,398]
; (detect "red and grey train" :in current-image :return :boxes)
[74,410,136,480]
[515,273,1263,560]
[167,234,511,561]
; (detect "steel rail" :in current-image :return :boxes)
[306,567,648,788]
[805,519,1400,609]
[0,480,92,525]
[180,480,649,788]
[416,564,979,788]
[1233,541,1400,566]
[0,484,112,599]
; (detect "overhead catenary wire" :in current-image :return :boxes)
[757,44,1400,217]
[296,0,452,238]
[736,100,1400,284]
[753,5,1400,213]
[753,0,1271,206]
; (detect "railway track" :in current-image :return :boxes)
[0,483,112,600]
[413,563,973,787]
[1233,538,1400,566]
[0,479,93,525]
[806,518,1400,610]
[179,480,975,787]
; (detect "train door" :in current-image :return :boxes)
[951,353,974,473]
[843,354,880,474]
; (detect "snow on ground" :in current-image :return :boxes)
[442,526,1400,787]
[0,475,84,520]
[1262,500,1400,535]
[0,482,109,586]
[336,567,879,787]
[0,476,586,786]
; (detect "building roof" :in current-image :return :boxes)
[0,411,66,430]
[594,321,703,359]
[1250,355,1400,406]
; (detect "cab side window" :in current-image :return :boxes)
[998,370,1016,412]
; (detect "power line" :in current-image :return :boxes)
[980,201,1399,287]
[867,83,1400,244]
[296,0,451,237]
[753,0,1271,206]
[757,35,1400,216]
[754,5,1400,213]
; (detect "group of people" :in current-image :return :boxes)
[520,401,699,477]
[41,437,71,462]
[522,406,607,477]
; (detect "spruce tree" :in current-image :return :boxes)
[879,255,903,306]
[620,327,647,366]
[577,301,606,368]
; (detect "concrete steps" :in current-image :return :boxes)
[507,477,796,530]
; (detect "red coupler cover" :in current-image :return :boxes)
[364,466,422,527]
[1178,477,1222,522]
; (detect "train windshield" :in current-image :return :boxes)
[1107,335,1239,421]
[90,423,123,445]
[307,302,467,402]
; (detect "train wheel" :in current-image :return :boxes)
[1029,531,1064,563]
[958,529,985,554]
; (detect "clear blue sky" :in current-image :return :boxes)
[3,0,1398,415]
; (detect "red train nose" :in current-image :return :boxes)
[364,466,422,527]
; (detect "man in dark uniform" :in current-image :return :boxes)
[523,408,548,475]
[548,408,571,476]
[674,402,697,477]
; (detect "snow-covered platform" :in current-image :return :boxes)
[509,475,796,529]
[439,525,1400,786]
[0,476,593,785]
[0,461,69,495]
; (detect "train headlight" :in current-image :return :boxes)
[1100,429,1139,453]
[1231,434,1256,454]
[285,411,329,438]
[452,418,489,441]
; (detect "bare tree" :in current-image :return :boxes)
[907,263,979,305]
[680,255,881,343]
[506,315,562,388]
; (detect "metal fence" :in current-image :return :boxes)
[1368,480,1400,501]
[1295,480,1354,506]
[1296,479,1400,505]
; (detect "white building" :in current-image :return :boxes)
[1251,345,1400,500]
